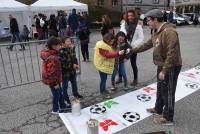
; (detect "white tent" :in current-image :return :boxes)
[30,0,88,12]
[0,0,29,37]
[0,0,28,12]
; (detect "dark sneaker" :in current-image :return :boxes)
[6,47,13,51]
[130,80,138,86]
[115,78,122,84]
[60,104,71,111]
[19,48,25,51]
[146,108,161,115]
[74,94,83,99]
[153,117,174,126]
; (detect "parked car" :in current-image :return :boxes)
[174,13,187,25]
[166,11,187,25]
[183,13,200,24]
[0,20,11,38]
[177,13,193,25]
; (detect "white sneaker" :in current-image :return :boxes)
[51,111,59,115]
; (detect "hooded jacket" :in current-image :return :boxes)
[132,22,182,74]
[41,47,62,86]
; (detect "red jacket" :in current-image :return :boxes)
[41,48,62,86]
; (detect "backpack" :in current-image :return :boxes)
[40,18,45,27]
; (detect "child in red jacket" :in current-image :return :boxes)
[41,37,69,114]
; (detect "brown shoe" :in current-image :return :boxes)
[153,117,174,126]
[146,108,161,115]
[130,80,138,86]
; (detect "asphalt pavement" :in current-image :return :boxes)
[0,25,200,134]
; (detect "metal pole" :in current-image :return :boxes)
[172,0,176,21]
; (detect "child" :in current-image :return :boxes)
[59,37,83,105]
[111,31,131,91]
[22,25,30,42]
[94,33,124,99]
[41,37,69,114]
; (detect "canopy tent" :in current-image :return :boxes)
[0,0,29,37]
[30,0,88,12]
[0,0,28,12]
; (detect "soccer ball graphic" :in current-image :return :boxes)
[90,104,106,114]
[123,112,140,123]
[185,83,200,89]
[195,66,200,70]
[195,71,200,75]
[137,94,151,102]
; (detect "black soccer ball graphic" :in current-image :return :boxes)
[90,104,106,114]
[195,66,200,70]
[123,112,140,123]
[137,94,151,102]
[185,83,200,89]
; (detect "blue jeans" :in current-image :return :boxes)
[50,85,66,112]
[59,28,66,37]
[111,63,127,87]
[62,75,79,100]
[99,71,108,93]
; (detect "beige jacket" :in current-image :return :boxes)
[132,22,182,74]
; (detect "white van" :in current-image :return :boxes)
[0,20,11,38]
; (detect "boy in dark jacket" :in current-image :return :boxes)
[59,37,83,105]
[41,37,69,114]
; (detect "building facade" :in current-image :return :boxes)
[77,0,123,12]
[175,0,200,13]
[122,0,170,14]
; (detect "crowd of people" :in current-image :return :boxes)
[33,9,89,40]
[40,8,182,126]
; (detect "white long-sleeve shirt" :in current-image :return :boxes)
[120,20,144,48]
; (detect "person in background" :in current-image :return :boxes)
[120,10,144,86]
[68,9,79,35]
[78,16,90,62]
[58,14,67,37]
[43,15,49,39]
[60,37,83,104]
[41,37,69,114]
[94,33,125,99]
[48,14,58,37]
[21,25,30,42]
[101,15,114,37]
[8,15,25,51]
[132,9,182,125]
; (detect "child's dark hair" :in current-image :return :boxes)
[46,37,61,50]
[103,33,114,45]
[61,36,72,43]
[113,31,127,48]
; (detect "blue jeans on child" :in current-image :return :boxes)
[99,71,108,93]
[62,75,79,100]
[50,85,66,112]
[111,63,127,87]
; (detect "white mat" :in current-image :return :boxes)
[59,66,200,134]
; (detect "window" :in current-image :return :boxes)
[153,0,159,4]
[135,0,142,3]
[112,0,118,6]
[97,0,104,6]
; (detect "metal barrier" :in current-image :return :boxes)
[0,36,81,90]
